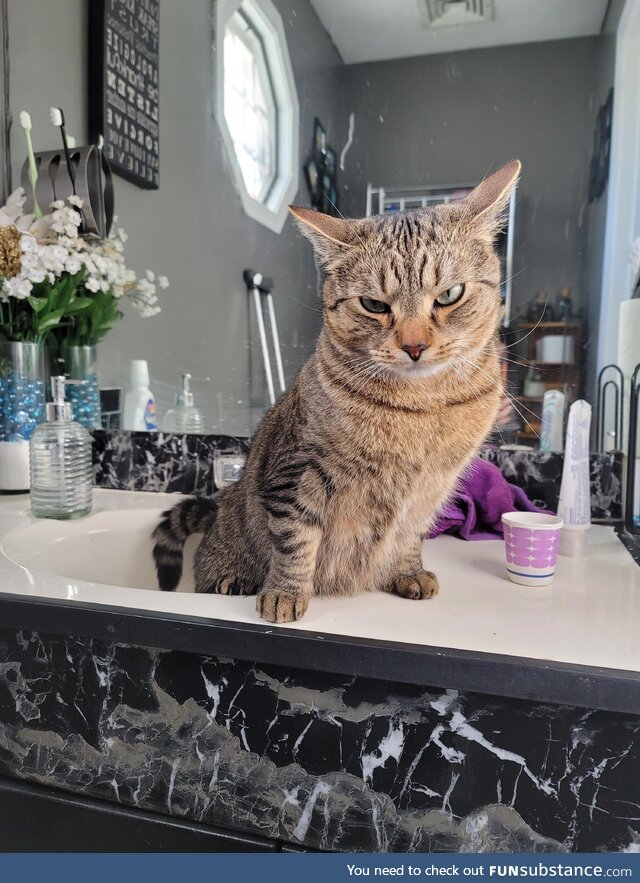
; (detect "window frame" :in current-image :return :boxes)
[214,0,299,233]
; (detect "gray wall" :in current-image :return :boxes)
[341,38,600,327]
[7,0,347,434]
[581,0,625,405]
[6,2,616,430]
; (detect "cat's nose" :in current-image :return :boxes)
[401,343,427,362]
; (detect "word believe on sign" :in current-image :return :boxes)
[89,0,159,189]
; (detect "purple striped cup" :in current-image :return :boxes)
[501,512,564,587]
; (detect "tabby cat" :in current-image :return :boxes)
[152,160,521,623]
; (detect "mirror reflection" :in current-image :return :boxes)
[2,0,635,449]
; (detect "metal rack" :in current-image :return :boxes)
[596,364,624,452]
[625,362,640,534]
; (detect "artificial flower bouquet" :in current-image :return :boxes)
[0,187,168,347]
[0,188,168,444]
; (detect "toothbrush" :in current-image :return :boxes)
[96,133,107,237]
[19,111,42,218]
[49,106,77,195]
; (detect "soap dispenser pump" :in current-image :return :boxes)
[163,373,205,433]
[29,376,93,519]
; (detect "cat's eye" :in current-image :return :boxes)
[360,297,391,314]
[435,283,465,307]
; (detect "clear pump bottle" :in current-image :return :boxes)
[163,373,205,433]
[29,377,93,519]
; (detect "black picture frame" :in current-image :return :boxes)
[588,88,613,203]
[303,117,338,216]
[88,0,160,190]
[0,0,11,205]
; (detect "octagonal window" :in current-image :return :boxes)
[215,0,299,233]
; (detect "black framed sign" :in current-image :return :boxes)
[88,0,160,189]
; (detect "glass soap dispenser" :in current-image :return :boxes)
[163,373,204,433]
[29,376,93,519]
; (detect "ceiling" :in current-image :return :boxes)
[309,0,611,65]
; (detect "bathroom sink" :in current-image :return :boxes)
[0,489,638,676]
[1,498,196,593]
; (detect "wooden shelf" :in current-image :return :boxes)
[518,321,582,330]
[511,319,584,402]
[530,362,579,369]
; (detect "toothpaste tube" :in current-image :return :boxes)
[557,400,591,557]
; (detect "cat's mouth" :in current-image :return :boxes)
[392,358,449,379]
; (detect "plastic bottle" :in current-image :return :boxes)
[163,373,204,433]
[123,360,157,431]
[29,377,93,519]
[540,390,565,452]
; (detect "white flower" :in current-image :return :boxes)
[20,234,38,254]
[68,195,84,208]
[158,275,169,289]
[15,213,35,232]
[85,276,101,293]
[117,228,128,243]
[65,255,82,275]
[27,215,54,239]
[145,269,155,282]
[0,188,27,226]
[3,277,33,299]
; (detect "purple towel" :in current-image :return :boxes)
[427,458,546,541]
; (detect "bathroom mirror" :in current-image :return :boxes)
[0,0,9,205]
[3,0,623,441]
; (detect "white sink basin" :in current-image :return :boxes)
[2,505,196,593]
[0,489,638,675]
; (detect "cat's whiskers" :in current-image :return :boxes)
[454,352,540,439]
[450,359,507,444]
[333,355,390,393]
[503,302,548,350]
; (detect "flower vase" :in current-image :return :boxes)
[0,341,45,492]
[58,345,101,430]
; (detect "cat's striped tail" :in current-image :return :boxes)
[152,496,218,591]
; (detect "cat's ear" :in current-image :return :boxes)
[289,206,359,267]
[464,160,521,232]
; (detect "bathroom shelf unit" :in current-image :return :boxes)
[512,320,583,442]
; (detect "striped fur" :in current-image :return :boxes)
[152,162,521,622]
[152,496,218,590]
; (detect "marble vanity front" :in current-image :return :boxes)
[0,486,639,853]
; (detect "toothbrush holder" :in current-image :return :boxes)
[20,144,114,238]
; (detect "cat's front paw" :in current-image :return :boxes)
[256,589,309,623]
[213,576,256,596]
[391,571,439,600]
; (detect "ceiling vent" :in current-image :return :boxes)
[422,0,495,29]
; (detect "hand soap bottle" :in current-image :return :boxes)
[29,377,93,519]
[123,359,157,431]
[163,373,204,433]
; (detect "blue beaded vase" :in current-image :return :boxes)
[0,341,46,442]
[0,341,46,492]
[59,345,101,431]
